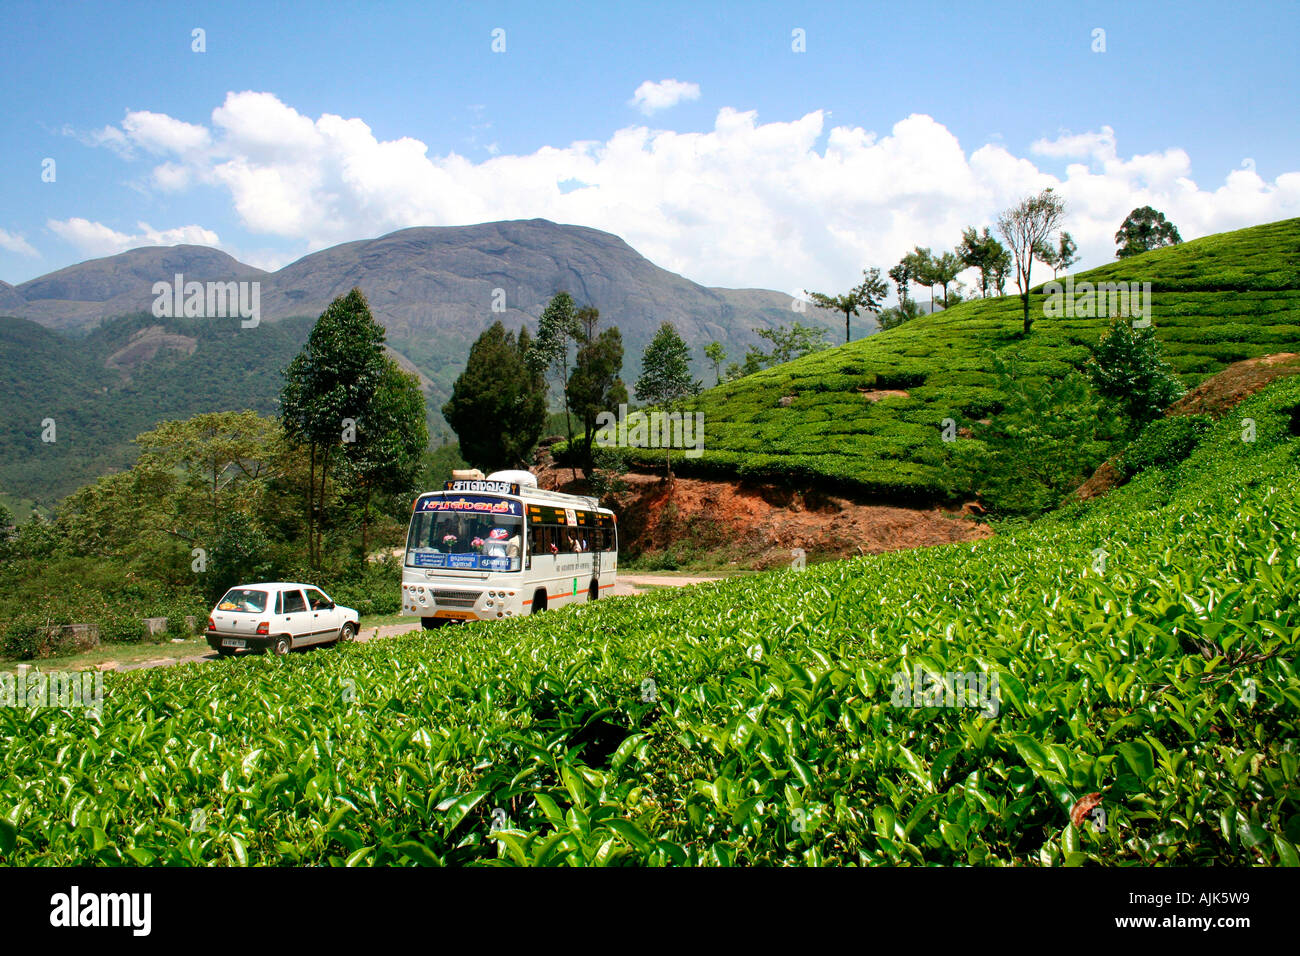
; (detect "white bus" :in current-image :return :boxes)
[400,470,618,628]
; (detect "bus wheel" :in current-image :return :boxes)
[530,590,547,614]
[588,579,599,602]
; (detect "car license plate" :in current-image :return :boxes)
[222,638,246,648]
[435,610,474,619]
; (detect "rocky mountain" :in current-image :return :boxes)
[7,220,847,393]
[0,280,27,313]
[0,219,860,509]
[12,247,267,330]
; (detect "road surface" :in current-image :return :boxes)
[110,573,723,673]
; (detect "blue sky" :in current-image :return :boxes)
[2,0,1297,295]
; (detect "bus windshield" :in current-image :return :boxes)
[406,495,524,571]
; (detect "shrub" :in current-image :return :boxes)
[99,610,146,644]
[969,364,1114,517]
[1118,414,1214,478]
[1085,318,1186,429]
[0,615,52,660]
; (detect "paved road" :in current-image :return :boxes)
[113,573,724,673]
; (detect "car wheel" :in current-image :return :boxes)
[272,635,292,656]
[338,622,356,644]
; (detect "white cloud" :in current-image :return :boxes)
[0,228,39,257]
[85,92,1300,297]
[121,110,211,155]
[46,218,220,258]
[1032,126,1117,162]
[629,79,701,115]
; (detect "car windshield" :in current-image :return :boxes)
[216,588,269,613]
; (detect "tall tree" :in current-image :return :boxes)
[807,267,889,344]
[567,328,628,471]
[904,248,937,310]
[133,411,284,521]
[1055,231,1079,275]
[958,227,1007,298]
[635,322,700,481]
[753,322,830,365]
[878,298,922,331]
[527,292,582,446]
[443,322,547,473]
[888,260,913,308]
[575,304,601,342]
[996,188,1067,334]
[338,359,428,556]
[929,251,963,309]
[989,241,1011,296]
[281,288,389,568]
[704,341,727,387]
[1115,206,1182,258]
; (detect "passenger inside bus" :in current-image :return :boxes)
[485,527,520,558]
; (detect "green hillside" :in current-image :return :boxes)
[5,376,1298,865]
[635,218,1300,498]
[0,312,315,508]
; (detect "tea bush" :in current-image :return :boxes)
[2,379,1297,866]
[1118,414,1214,478]
[668,219,1300,498]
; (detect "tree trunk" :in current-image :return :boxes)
[1022,292,1032,335]
[316,445,331,568]
[844,309,851,344]
[307,445,316,570]
[360,487,370,559]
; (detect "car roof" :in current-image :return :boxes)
[225,583,320,590]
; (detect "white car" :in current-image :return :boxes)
[205,582,359,656]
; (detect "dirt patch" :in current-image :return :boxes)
[1074,459,1122,501]
[858,387,911,402]
[1166,352,1300,418]
[534,452,991,569]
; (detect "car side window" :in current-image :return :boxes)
[305,588,331,610]
[282,589,307,614]
[274,591,282,615]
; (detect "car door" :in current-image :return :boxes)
[277,587,313,646]
[303,587,339,643]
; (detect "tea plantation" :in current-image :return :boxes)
[631,217,1300,498]
[3,377,1298,866]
